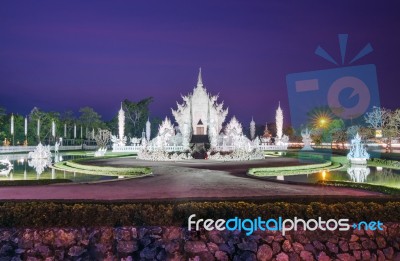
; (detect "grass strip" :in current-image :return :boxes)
[318,180,400,196]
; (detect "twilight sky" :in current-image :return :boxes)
[1,1,399,126]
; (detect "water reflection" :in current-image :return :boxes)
[347,164,370,183]
[28,158,52,177]
[0,159,13,176]
[0,153,115,183]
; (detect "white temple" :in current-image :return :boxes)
[172,68,228,150]
[112,68,288,158]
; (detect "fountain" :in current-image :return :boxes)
[301,128,313,151]
[347,133,370,164]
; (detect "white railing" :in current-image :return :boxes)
[215,144,288,152]
[0,145,86,154]
[112,144,185,153]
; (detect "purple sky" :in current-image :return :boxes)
[1,1,399,126]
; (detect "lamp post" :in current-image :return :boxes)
[24,116,28,146]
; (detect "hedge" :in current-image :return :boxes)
[0,200,399,228]
[248,161,342,176]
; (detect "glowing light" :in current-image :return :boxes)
[310,109,333,129]
[321,170,327,180]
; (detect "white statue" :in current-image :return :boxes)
[250,117,256,140]
[275,102,283,141]
[347,133,370,164]
[0,159,13,176]
[301,128,313,151]
[28,143,52,159]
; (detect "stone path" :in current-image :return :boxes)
[0,158,384,200]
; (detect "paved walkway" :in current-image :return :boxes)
[0,157,383,200]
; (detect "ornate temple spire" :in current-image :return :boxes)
[197,67,203,88]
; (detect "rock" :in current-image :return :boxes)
[115,228,131,241]
[337,253,356,261]
[317,251,330,261]
[292,242,304,254]
[239,251,256,261]
[263,236,274,244]
[215,250,229,261]
[338,240,349,252]
[349,235,359,242]
[383,247,394,259]
[257,244,273,261]
[326,241,338,254]
[219,243,235,255]
[55,230,75,247]
[376,250,385,261]
[68,246,86,257]
[275,252,289,261]
[207,242,219,254]
[54,250,64,260]
[312,241,325,251]
[272,241,281,255]
[208,230,225,244]
[157,249,167,260]
[36,245,51,257]
[303,244,316,255]
[139,237,152,247]
[361,239,377,250]
[100,228,113,243]
[393,252,400,261]
[299,250,314,261]
[376,236,386,249]
[349,242,361,250]
[274,235,285,242]
[365,229,375,238]
[42,230,55,245]
[282,240,293,252]
[165,240,181,253]
[362,250,371,260]
[131,228,138,239]
[184,241,208,254]
[288,252,300,261]
[353,229,364,236]
[295,234,309,244]
[163,227,181,240]
[353,250,361,260]
[140,246,158,259]
[192,251,215,261]
[117,240,138,254]
[237,241,257,252]
[0,244,14,256]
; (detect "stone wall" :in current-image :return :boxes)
[0,224,399,260]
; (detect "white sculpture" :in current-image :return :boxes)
[146,118,151,141]
[94,147,107,157]
[250,117,256,140]
[0,159,13,176]
[28,143,52,159]
[112,103,127,148]
[301,128,313,151]
[54,140,60,153]
[347,133,370,164]
[275,102,283,142]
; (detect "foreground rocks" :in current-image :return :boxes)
[0,223,399,260]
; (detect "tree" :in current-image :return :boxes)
[79,107,105,138]
[28,107,61,144]
[94,129,111,148]
[61,110,77,138]
[364,106,400,153]
[122,97,153,137]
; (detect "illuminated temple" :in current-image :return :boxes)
[172,68,228,148]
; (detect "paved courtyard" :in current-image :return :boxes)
[0,157,383,200]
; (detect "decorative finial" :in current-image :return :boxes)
[197,67,203,88]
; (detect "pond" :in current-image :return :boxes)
[0,153,117,183]
[269,165,400,189]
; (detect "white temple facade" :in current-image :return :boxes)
[172,68,228,149]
